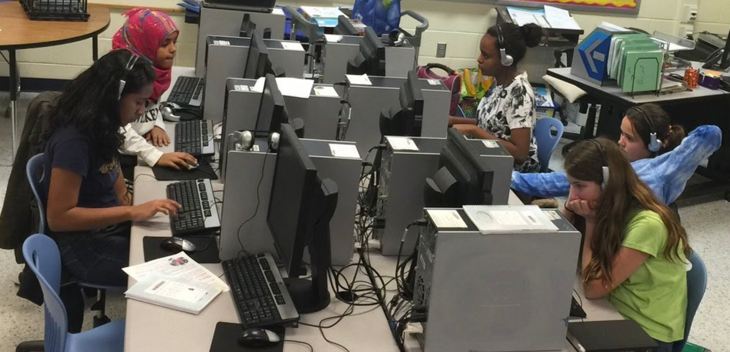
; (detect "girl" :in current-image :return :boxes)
[43,50,181,327]
[112,8,196,170]
[563,138,690,351]
[511,103,722,205]
[449,23,543,173]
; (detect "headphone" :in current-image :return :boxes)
[495,24,515,67]
[587,139,610,190]
[118,54,140,100]
[388,29,407,47]
[632,106,662,153]
[234,131,279,152]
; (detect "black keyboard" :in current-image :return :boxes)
[166,179,220,236]
[175,120,214,156]
[168,76,204,107]
[223,253,300,328]
[570,297,587,318]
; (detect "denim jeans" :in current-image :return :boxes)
[57,222,131,286]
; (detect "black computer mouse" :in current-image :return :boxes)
[159,236,197,253]
[237,327,280,347]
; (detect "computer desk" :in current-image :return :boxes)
[547,67,730,204]
[124,69,399,352]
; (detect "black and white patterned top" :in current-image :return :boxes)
[476,72,540,173]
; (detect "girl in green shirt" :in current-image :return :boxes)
[560,138,691,351]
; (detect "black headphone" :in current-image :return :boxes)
[587,139,610,190]
[495,24,515,67]
[118,54,140,100]
[632,106,662,153]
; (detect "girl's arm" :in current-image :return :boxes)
[448,116,477,126]
[46,168,180,232]
[452,125,531,164]
[114,171,132,206]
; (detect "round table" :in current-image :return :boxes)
[0,2,110,159]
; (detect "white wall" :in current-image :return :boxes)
[695,0,730,35]
[0,0,698,80]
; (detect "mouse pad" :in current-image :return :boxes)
[143,236,221,263]
[210,323,285,352]
[151,162,219,181]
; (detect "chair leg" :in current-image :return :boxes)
[16,340,44,352]
[90,289,111,327]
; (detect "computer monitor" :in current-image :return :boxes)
[244,30,270,79]
[265,56,286,77]
[335,15,359,36]
[379,70,425,137]
[254,74,286,135]
[424,128,495,207]
[267,124,339,314]
[346,27,385,76]
[240,14,272,39]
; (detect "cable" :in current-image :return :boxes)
[234,150,270,257]
[284,340,314,352]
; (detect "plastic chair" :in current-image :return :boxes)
[673,252,708,352]
[26,153,124,327]
[534,118,565,172]
[17,234,125,352]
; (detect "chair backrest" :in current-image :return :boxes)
[26,153,48,234]
[23,234,69,352]
[534,118,564,172]
[673,251,708,352]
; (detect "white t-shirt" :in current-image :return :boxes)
[476,71,540,173]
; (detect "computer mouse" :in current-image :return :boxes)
[186,161,199,170]
[237,327,280,347]
[159,236,197,253]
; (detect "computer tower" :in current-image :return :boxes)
[375,136,514,256]
[413,207,581,352]
[219,139,361,265]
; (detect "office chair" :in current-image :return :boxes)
[673,252,708,352]
[26,153,125,328]
[534,118,564,173]
[17,234,125,352]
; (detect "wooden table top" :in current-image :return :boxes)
[0,2,110,50]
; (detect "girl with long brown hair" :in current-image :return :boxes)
[562,138,691,351]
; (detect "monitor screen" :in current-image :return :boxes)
[244,30,269,79]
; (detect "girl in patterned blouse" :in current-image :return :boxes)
[449,23,543,173]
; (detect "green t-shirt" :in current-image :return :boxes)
[607,210,688,343]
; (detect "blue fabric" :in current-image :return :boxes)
[352,0,401,36]
[510,125,723,204]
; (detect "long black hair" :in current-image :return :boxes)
[47,49,156,164]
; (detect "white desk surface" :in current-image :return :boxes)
[547,67,729,105]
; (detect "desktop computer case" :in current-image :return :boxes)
[413,208,581,352]
[376,137,514,256]
[219,139,361,266]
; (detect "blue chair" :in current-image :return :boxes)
[673,252,708,352]
[534,118,565,172]
[17,234,125,352]
[26,153,124,327]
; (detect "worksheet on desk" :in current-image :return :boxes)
[123,252,229,292]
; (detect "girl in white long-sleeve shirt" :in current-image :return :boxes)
[113,8,196,170]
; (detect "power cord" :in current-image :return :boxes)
[284,340,314,352]
[235,150,271,258]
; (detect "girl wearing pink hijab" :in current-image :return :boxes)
[112,8,196,171]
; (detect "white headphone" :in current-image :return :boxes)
[389,29,407,47]
[118,54,140,100]
[495,24,514,67]
[633,107,662,153]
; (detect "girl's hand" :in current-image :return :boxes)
[145,126,170,147]
[452,124,478,137]
[565,199,598,223]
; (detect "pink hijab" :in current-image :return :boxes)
[112,8,178,102]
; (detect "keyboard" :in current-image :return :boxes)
[175,120,215,156]
[570,297,587,318]
[166,179,221,236]
[223,253,300,328]
[168,76,204,107]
